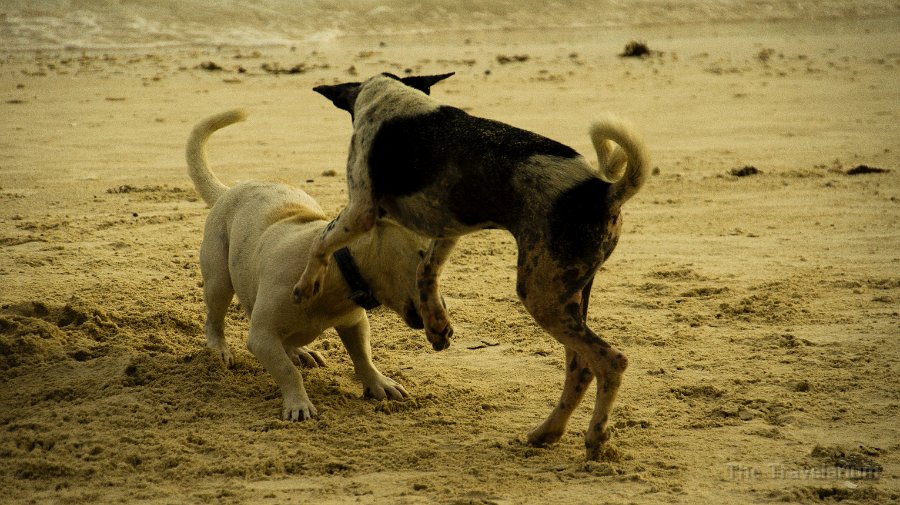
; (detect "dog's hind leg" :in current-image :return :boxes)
[417,238,457,351]
[519,263,626,459]
[530,303,627,459]
[200,233,235,367]
[292,202,377,304]
[528,346,594,446]
[527,278,596,446]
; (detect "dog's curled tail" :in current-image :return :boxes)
[589,115,649,208]
[186,109,247,206]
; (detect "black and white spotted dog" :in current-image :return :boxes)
[292,72,649,459]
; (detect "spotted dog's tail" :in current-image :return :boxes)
[186,109,247,206]
[589,115,649,208]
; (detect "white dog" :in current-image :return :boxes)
[187,109,429,421]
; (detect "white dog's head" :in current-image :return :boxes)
[358,219,434,330]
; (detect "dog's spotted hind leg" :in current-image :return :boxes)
[519,262,627,460]
[528,346,594,446]
[528,277,596,446]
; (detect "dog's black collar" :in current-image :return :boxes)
[333,247,381,310]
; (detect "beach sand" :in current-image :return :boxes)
[1,12,899,505]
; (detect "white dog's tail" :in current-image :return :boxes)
[186,109,247,206]
[589,115,649,208]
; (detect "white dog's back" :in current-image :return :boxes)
[203,181,327,314]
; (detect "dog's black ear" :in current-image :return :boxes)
[399,72,455,95]
[313,82,361,115]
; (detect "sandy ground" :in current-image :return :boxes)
[1,18,899,505]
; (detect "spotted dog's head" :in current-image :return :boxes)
[313,72,454,118]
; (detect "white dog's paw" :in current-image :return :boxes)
[286,346,327,368]
[282,399,318,422]
[362,374,409,401]
[208,343,234,368]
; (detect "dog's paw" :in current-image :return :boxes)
[527,425,564,447]
[422,304,453,351]
[208,343,234,368]
[291,269,326,304]
[282,399,318,422]
[286,346,327,368]
[585,438,620,462]
[584,428,613,461]
[425,321,453,351]
[362,374,409,401]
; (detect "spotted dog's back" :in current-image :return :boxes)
[369,106,589,234]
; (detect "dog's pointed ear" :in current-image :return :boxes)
[313,82,361,114]
[400,72,455,95]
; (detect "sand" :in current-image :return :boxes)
[1,16,899,505]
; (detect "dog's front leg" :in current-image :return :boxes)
[336,315,408,400]
[247,325,317,421]
[292,203,376,304]
[418,238,457,351]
